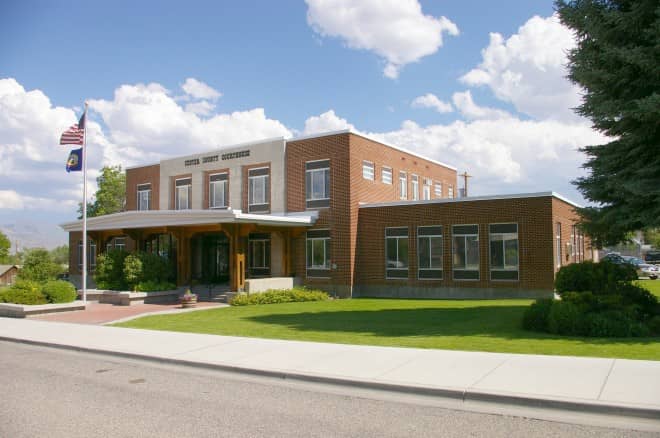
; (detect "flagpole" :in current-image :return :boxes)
[82,102,88,305]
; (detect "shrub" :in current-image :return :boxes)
[95,250,129,290]
[123,254,143,291]
[522,298,554,332]
[18,248,61,283]
[555,261,637,297]
[42,280,77,303]
[582,311,650,338]
[136,280,177,292]
[138,252,173,283]
[230,288,329,306]
[0,280,47,305]
[648,316,660,335]
[547,301,583,335]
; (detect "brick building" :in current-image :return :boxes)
[62,130,592,298]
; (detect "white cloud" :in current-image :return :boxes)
[306,0,459,79]
[181,78,222,100]
[185,101,216,116]
[303,110,355,135]
[461,14,581,121]
[411,93,453,113]
[451,90,510,120]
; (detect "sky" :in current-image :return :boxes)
[0,0,606,250]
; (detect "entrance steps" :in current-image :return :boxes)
[191,284,236,304]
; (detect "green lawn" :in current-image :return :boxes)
[637,279,660,297]
[116,290,660,361]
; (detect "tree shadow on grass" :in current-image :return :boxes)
[246,306,659,346]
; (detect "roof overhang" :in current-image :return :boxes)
[359,192,583,209]
[60,209,318,232]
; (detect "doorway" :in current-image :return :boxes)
[192,233,230,285]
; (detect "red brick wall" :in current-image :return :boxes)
[355,196,557,293]
[552,197,593,271]
[125,164,160,211]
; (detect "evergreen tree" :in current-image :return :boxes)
[556,0,660,246]
[78,165,126,218]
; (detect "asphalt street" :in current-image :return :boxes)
[1,341,655,438]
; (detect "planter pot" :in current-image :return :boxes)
[180,297,197,308]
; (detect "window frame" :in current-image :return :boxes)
[174,177,192,210]
[306,229,331,277]
[411,174,419,201]
[209,172,229,209]
[448,185,454,198]
[305,160,330,209]
[247,233,271,277]
[381,166,392,185]
[451,224,480,281]
[399,171,407,200]
[137,183,151,211]
[385,227,409,279]
[248,167,270,213]
[417,225,443,280]
[489,223,519,281]
[434,182,443,198]
[362,160,375,181]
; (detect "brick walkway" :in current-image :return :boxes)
[29,301,225,325]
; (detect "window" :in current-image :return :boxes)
[555,222,562,268]
[248,233,270,276]
[452,225,479,280]
[137,183,151,211]
[448,185,454,198]
[399,171,407,200]
[106,237,126,252]
[434,182,443,198]
[248,167,269,213]
[411,174,419,201]
[382,166,392,185]
[385,227,409,279]
[422,178,432,200]
[306,229,331,277]
[77,240,97,271]
[209,172,228,209]
[418,226,443,280]
[489,224,519,281]
[362,161,374,180]
[175,177,192,210]
[306,160,330,209]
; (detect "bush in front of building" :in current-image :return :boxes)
[95,249,129,290]
[123,254,143,291]
[137,252,174,284]
[230,288,330,306]
[523,261,660,337]
[41,280,77,303]
[17,248,62,284]
[0,280,48,305]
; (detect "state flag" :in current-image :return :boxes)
[66,148,83,172]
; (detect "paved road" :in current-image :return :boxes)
[1,342,654,438]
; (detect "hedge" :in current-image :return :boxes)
[230,288,329,306]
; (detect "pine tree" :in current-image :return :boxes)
[556,0,660,246]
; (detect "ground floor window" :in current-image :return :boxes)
[489,223,519,281]
[77,240,97,272]
[306,229,331,277]
[386,227,409,279]
[248,233,270,277]
[418,226,442,280]
[452,225,479,280]
[106,236,126,252]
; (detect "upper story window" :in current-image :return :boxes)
[382,166,392,185]
[137,183,151,211]
[434,182,443,198]
[305,160,330,209]
[448,185,454,198]
[411,174,419,201]
[422,178,432,200]
[209,172,228,209]
[248,167,270,213]
[175,178,192,210]
[489,223,519,281]
[362,161,375,180]
[399,171,407,200]
[555,222,562,268]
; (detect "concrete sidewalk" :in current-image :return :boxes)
[1,318,659,424]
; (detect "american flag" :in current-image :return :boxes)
[59,112,85,145]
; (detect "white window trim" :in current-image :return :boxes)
[137,184,151,211]
[248,170,269,207]
[306,230,331,274]
[209,172,228,209]
[399,171,407,200]
[362,160,375,181]
[451,224,480,281]
[434,182,443,198]
[489,223,519,282]
[381,166,392,185]
[175,178,191,210]
[305,165,330,202]
[248,238,270,269]
[411,174,419,201]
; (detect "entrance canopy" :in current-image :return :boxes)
[60,209,318,232]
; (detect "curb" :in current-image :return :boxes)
[2,335,659,421]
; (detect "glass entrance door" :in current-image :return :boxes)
[200,234,230,284]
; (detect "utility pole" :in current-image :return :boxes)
[459,171,472,197]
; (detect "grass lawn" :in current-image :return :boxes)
[637,279,660,297]
[116,286,660,360]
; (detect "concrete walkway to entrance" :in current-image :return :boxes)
[0,317,658,429]
[29,301,225,325]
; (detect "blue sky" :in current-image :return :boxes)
[0,0,603,249]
